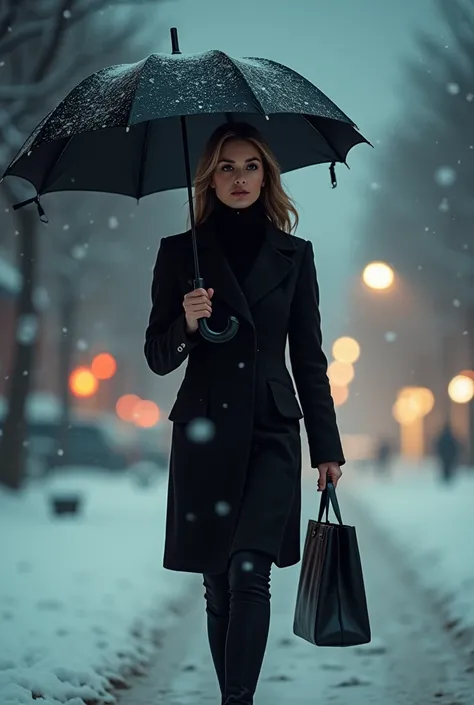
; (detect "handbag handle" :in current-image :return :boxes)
[317,481,343,525]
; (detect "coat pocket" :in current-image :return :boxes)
[168,387,208,422]
[268,379,303,420]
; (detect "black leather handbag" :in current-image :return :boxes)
[293,482,371,647]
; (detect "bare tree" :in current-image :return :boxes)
[0,0,171,489]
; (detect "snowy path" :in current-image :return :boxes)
[118,472,474,705]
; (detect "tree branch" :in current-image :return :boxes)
[0,0,168,55]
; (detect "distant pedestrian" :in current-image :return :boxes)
[434,422,461,484]
[375,438,393,475]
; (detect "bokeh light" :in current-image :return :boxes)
[116,394,141,422]
[392,396,420,425]
[91,352,117,380]
[331,385,349,407]
[332,337,360,364]
[460,369,474,381]
[362,262,394,290]
[69,367,98,397]
[398,387,435,416]
[328,361,354,386]
[448,375,474,404]
[133,400,160,427]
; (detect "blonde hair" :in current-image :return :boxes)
[192,122,299,234]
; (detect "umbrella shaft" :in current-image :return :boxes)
[179,115,200,280]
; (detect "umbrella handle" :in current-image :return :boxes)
[194,277,239,343]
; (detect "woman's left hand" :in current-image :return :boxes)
[317,462,343,491]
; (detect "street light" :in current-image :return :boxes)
[69,366,98,398]
[91,352,117,380]
[332,337,360,364]
[328,361,354,386]
[448,375,474,404]
[331,384,349,407]
[392,386,435,459]
[132,400,160,428]
[362,262,394,291]
[116,394,141,421]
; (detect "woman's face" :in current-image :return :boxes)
[211,138,265,209]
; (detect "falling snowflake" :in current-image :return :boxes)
[446,82,460,95]
[215,501,231,517]
[439,197,449,213]
[453,299,461,308]
[76,339,88,351]
[434,167,456,187]
[238,362,245,369]
[72,244,88,260]
[108,216,119,229]
[241,561,254,572]
[185,512,196,522]
[16,314,39,345]
[385,332,397,343]
[186,417,215,443]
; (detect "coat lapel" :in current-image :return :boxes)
[195,215,296,327]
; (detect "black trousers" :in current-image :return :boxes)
[203,549,273,705]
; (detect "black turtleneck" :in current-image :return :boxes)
[212,197,267,285]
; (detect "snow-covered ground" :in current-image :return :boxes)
[0,469,194,705]
[346,456,474,655]
[1,455,473,705]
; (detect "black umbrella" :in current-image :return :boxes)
[1,27,372,343]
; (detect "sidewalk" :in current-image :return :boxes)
[345,456,474,662]
[119,468,474,705]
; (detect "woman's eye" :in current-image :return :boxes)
[221,163,259,171]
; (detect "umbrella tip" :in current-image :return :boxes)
[170,27,181,54]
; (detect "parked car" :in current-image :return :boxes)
[46,420,128,471]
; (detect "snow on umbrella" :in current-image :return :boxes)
[1,27,372,343]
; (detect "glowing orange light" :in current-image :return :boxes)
[331,385,349,406]
[91,352,117,380]
[448,375,474,404]
[398,386,435,416]
[69,367,98,397]
[362,262,394,290]
[328,361,354,386]
[116,394,141,422]
[133,400,160,428]
[332,337,360,364]
[460,369,474,381]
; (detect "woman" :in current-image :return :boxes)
[144,121,345,705]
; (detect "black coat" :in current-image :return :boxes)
[144,215,345,574]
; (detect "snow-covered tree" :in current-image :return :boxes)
[0,0,172,489]
[351,0,474,457]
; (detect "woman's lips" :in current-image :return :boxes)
[231,191,249,196]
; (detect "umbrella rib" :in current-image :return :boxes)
[39,134,76,194]
[301,114,349,168]
[223,54,267,116]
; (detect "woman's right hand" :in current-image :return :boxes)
[183,287,214,334]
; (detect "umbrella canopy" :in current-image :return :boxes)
[2,28,371,343]
[2,40,371,209]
